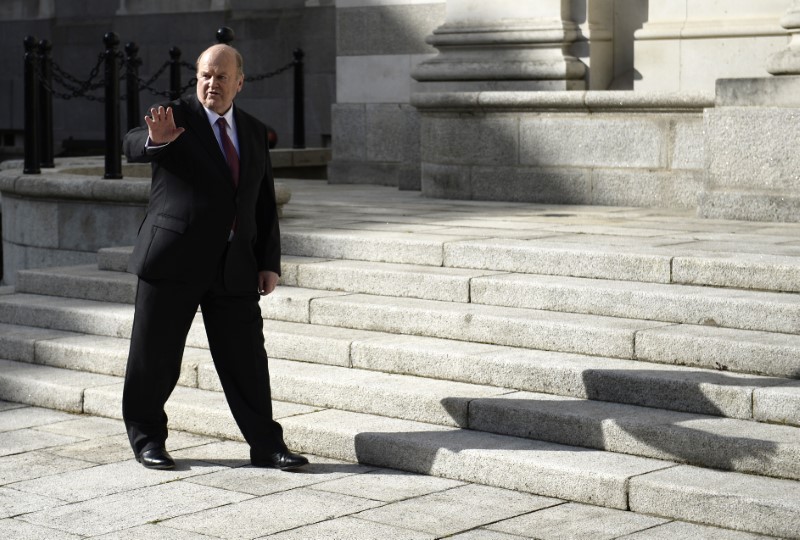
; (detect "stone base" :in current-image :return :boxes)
[413,91,711,209]
[328,160,421,191]
[698,190,800,222]
[0,157,293,285]
[698,77,800,222]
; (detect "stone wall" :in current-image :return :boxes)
[328,0,446,190]
[413,91,712,208]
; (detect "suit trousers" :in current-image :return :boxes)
[122,255,285,456]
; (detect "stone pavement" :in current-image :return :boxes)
[0,401,775,539]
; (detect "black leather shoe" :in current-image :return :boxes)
[136,447,175,470]
[251,450,309,471]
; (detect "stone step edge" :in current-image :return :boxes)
[0,359,795,538]
[2,350,798,483]
[21,257,800,336]
[3,317,798,427]
[100,240,800,295]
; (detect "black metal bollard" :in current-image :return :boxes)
[292,48,305,149]
[169,47,181,100]
[23,36,40,174]
[125,42,141,133]
[103,32,122,179]
[37,39,54,168]
[216,26,235,44]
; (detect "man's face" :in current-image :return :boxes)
[196,46,243,115]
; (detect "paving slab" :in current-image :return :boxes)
[0,518,82,540]
[47,429,216,466]
[0,428,82,458]
[629,465,800,538]
[617,520,777,539]
[310,293,665,359]
[189,455,371,498]
[91,523,218,539]
[485,502,667,540]
[162,486,383,539]
[265,515,436,540]
[636,323,800,378]
[0,405,75,432]
[0,450,94,485]
[310,467,465,502]
[354,483,560,537]
[0,486,65,518]
[9,457,227,503]
[18,480,253,537]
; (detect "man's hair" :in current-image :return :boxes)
[196,44,244,78]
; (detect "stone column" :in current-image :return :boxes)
[768,0,800,74]
[412,0,586,91]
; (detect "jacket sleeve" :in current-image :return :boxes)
[254,145,281,275]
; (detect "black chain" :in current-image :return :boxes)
[245,59,296,83]
[47,53,106,100]
[36,53,296,101]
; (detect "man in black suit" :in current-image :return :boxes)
[122,43,307,471]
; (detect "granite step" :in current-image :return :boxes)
[264,288,800,378]
[1,358,797,537]
[1,319,798,427]
[34,256,800,336]
[0,324,797,480]
[0,287,800,425]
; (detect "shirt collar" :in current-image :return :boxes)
[203,104,235,130]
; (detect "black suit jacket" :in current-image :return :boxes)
[123,95,281,293]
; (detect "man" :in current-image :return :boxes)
[121,43,307,471]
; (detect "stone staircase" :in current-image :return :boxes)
[0,182,799,537]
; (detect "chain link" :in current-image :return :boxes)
[35,51,297,102]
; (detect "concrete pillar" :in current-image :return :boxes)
[412,0,586,91]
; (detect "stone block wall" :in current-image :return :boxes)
[328,0,445,189]
[414,91,712,209]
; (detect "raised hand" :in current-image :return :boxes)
[145,106,185,145]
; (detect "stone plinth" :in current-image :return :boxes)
[698,76,800,222]
[411,91,712,207]
[412,0,586,92]
[0,157,292,285]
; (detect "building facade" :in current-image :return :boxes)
[2,0,799,220]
